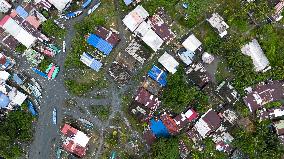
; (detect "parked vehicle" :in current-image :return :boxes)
[64,11,82,20]
[82,0,92,9]
[52,108,57,125]
[87,2,101,15]
[63,41,66,53]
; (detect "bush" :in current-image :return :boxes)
[15,44,27,53]
[90,105,111,120]
[41,19,66,38]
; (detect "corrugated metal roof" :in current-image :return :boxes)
[0,93,10,109]
[147,65,167,87]
[124,0,133,5]
[87,34,113,55]
[16,6,28,19]
[0,15,11,27]
[80,52,102,72]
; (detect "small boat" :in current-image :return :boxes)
[64,10,83,20]
[52,108,57,125]
[87,2,101,15]
[82,0,92,9]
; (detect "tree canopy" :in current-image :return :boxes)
[232,120,284,158]
[0,110,34,159]
[151,137,179,159]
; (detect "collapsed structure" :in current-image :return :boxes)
[207,13,229,38]
[243,80,284,112]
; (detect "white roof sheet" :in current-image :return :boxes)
[182,34,202,52]
[15,28,36,48]
[122,5,149,32]
[2,17,21,36]
[141,29,163,52]
[241,39,270,72]
[74,131,90,147]
[194,118,211,138]
[158,52,179,74]
[10,91,27,106]
[185,109,194,118]
[0,71,10,81]
[207,13,229,37]
[48,0,71,11]
[134,21,151,37]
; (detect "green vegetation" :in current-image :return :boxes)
[41,19,66,39]
[161,67,209,113]
[232,120,284,158]
[191,138,228,159]
[0,110,34,159]
[64,0,117,96]
[161,67,194,112]
[264,101,283,109]
[150,137,179,159]
[15,44,27,53]
[64,71,108,96]
[90,105,111,120]
[38,57,53,71]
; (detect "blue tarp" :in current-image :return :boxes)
[87,34,113,55]
[16,6,28,19]
[124,0,133,5]
[28,100,38,116]
[66,12,76,18]
[82,0,92,9]
[150,119,170,138]
[0,93,10,109]
[13,74,24,85]
[148,65,167,87]
[32,68,48,79]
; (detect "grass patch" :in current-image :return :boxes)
[90,105,111,120]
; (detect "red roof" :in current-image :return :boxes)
[0,15,11,27]
[160,113,179,135]
[0,54,6,65]
[174,109,198,130]
[61,124,87,157]
[61,124,78,137]
[135,88,160,110]
[63,140,87,158]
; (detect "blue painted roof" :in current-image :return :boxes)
[90,59,102,72]
[82,0,92,9]
[28,100,38,116]
[150,119,170,138]
[82,52,102,72]
[13,74,24,85]
[16,6,28,19]
[148,65,167,87]
[87,34,113,55]
[124,0,133,5]
[0,92,10,109]
[32,68,48,78]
